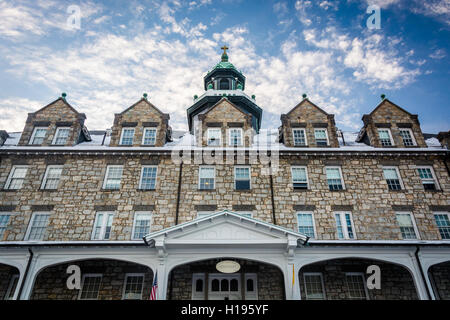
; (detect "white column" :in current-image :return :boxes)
[156,262,168,300]
[284,260,301,300]
[409,252,431,300]
[18,254,40,300]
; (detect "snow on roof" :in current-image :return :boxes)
[425,137,441,147]
[3,132,21,146]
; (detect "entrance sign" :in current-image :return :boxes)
[216,261,241,273]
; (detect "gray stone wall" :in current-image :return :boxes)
[429,261,450,300]
[299,259,418,300]
[30,260,153,300]
[0,264,19,299]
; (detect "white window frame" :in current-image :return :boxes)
[122,273,145,300]
[29,127,47,145]
[4,165,28,190]
[244,273,258,300]
[207,128,222,146]
[102,165,123,190]
[325,166,346,190]
[120,127,135,145]
[345,272,369,300]
[334,212,357,240]
[433,212,450,240]
[303,272,326,300]
[399,128,417,146]
[142,127,157,145]
[78,274,102,300]
[131,212,152,240]
[382,166,405,190]
[292,128,307,146]
[4,274,20,300]
[228,128,243,147]
[395,211,420,240]
[296,212,316,238]
[291,166,309,189]
[40,165,63,190]
[91,212,114,240]
[314,128,329,146]
[192,273,206,300]
[377,128,394,146]
[0,213,11,240]
[24,212,50,241]
[198,166,215,190]
[138,165,158,190]
[416,166,440,190]
[234,166,251,190]
[52,127,71,145]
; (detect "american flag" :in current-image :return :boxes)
[150,272,158,300]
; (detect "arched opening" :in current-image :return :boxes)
[167,258,285,300]
[219,79,230,90]
[428,261,450,300]
[299,258,418,300]
[0,263,20,300]
[30,259,153,300]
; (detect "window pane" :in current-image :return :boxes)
[396,213,417,239]
[121,128,134,145]
[335,214,344,239]
[230,129,242,146]
[230,279,238,292]
[326,168,343,190]
[434,214,450,240]
[28,214,49,240]
[80,276,102,300]
[43,167,63,189]
[298,213,315,238]
[304,274,325,300]
[123,275,144,300]
[140,167,157,190]
[400,129,414,146]
[8,167,28,190]
[211,279,219,292]
[293,129,306,146]
[378,129,392,146]
[235,167,249,180]
[31,128,47,144]
[346,275,367,300]
[208,129,221,146]
[133,213,151,239]
[221,279,229,292]
[143,129,157,145]
[105,166,123,189]
[292,168,307,182]
[0,214,10,239]
[199,168,214,189]
[345,213,354,239]
[246,279,254,292]
[383,168,402,190]
[54,128,70,145]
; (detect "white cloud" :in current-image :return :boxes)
[429,49,446,59]
[365,0,401,9]
[0,97,46,132]
[411,0,450,25]
[294,0,313,26]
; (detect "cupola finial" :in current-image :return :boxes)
[221,45,229,62]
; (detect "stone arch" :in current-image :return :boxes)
[298,257,419,300]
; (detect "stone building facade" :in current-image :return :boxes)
[0,48,449,300]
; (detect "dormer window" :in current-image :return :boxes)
[314,129,329,146]
[292,129,307,146]
[207,128,221,146]
[229,128,243,146]
[52,127,70,145]
[399,128,416,146]
[120,128,135,145]
[29,127,47,145]
[142,128,157,146]
[377,129,394,146]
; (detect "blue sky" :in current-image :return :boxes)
[0,0,449,134]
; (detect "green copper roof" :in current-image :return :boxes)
[213,61,236,70]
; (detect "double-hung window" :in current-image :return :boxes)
[383,167,403,191]
[79,274,102,300]
[207,128,221,146]
[29,127,47,145]
[314,129,329,146]
[346,273,369,300]
[416,166,439,191]
[52,127,70,145]
[41,165,63,190]
[25,212,50,241]
[0,214,11,240]
[303,273,325,300]
[92,212,114,240]
[5,166,28,190]
[291,166,308,190]
[292,129,307,146]
[399,128,416,146]
[199,166,215,190]
[378,129,394,146]
[395,212,419,239]
[326,167,344,191]
[434,212,450,240]
[335,212,355,239]
[229,128,243,146]
[139,166,157,190]
[122,274,144,300]
[142,128,157,145]
[235,166,251,190]
[297,213,315,238]
[120,128,135,145]
[132,212,152,240]
[103,165,123,190]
